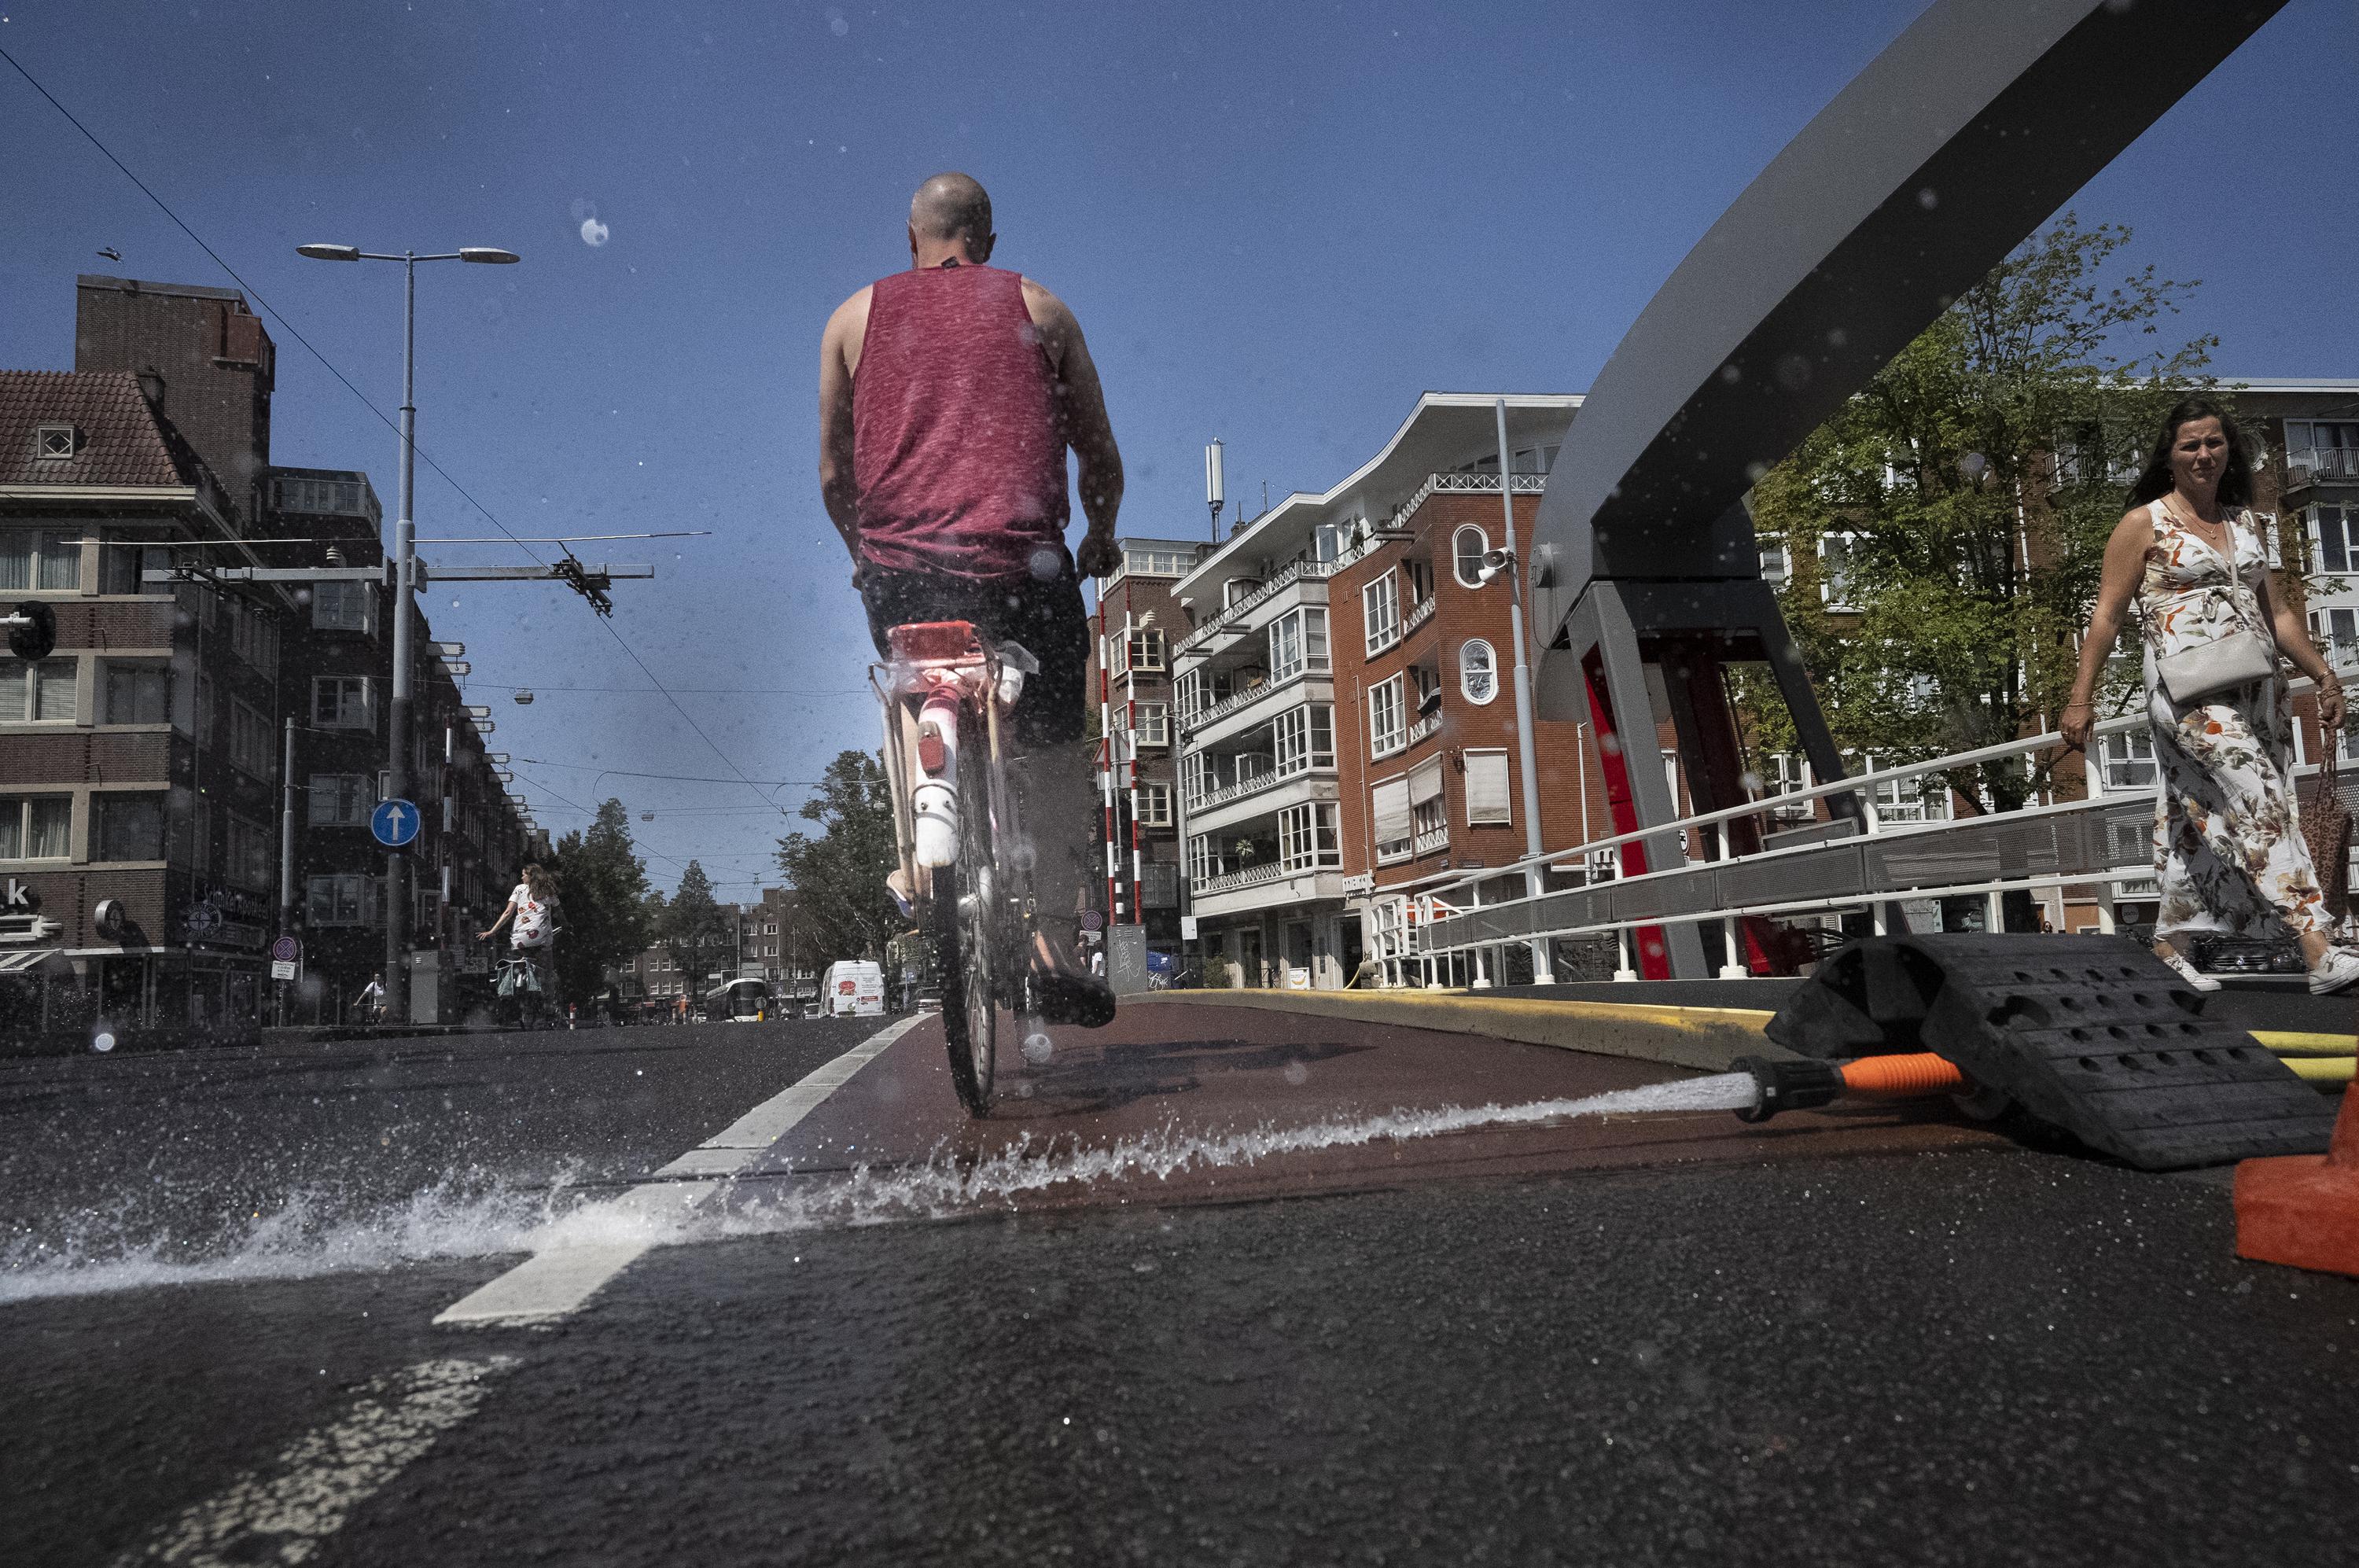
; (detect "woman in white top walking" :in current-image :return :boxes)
[2063,397,2357,995]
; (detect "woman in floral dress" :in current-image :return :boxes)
[2063,397,2357,996]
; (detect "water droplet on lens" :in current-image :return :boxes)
[1022,1032,1054,1065]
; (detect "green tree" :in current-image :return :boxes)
[1739,214,2225,810]
[775,750,900,964]
[546,797,654,1003]
[660,860,734,996]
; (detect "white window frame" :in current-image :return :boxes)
[1,656,79,724]
[1124,627,1167,674]
[2097,731,2156,791]
[0,529,81,593]
[0,794,73,861]
[1363,569,1400,657]
[311,580,377,636]
[309,772,377,827]
[1371,775,1413,864]
[307,871,381,926]
[35,424,76,461]
[1132,701,1169,748]
[1819,532,1860,612]
[1758,542,1790,585]
[2307,502,2357,578]
[1368,675,1406,760]
[313,675,376,730]
[1459,639,1498,705]
[1268,605,1329,682]
[1452,525,1490,588]
[1463,749,1513,826]
[1138,781,1173,828]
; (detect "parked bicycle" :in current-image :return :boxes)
[873,620,1038,1116]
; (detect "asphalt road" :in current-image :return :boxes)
[3,1004,2353,1566]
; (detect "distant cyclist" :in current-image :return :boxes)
[480,863,559,1004]
[818,171,1120,1026]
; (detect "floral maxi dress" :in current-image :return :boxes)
[2136,500,2334,944]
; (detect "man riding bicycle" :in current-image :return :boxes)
[818,171,1118,1027]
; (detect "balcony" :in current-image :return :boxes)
[1180,661,1330,735]
[1401,594,1436,636]
[2287,447,2359,488]
[1176,558,1338,653]
[1404,711,1441,749]
[1194,853,1341,896]
[1384,469,1547,532]
[1412,825,1449,856]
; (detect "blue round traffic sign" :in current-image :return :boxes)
[370,797,422,848]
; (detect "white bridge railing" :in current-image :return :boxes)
[1410,687,2347,982]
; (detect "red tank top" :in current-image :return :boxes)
[852,264,1069,579]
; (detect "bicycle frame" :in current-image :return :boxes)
[871,622,1025,918]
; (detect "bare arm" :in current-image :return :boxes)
[479,896,517,941]
[817,288,871,567]
[2255,565,2347,732]
[1025,282,1123,578]
[2061,510,2154,748]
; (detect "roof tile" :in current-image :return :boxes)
[0,370,202,488]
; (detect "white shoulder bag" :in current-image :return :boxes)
[2151,513,2279,705]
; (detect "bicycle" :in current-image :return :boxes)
[494,950,551,1031]
[874,620,1039,1116]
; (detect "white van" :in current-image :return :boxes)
[822,960,885,1018]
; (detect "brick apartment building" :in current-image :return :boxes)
[1170,395,1620,988]
[0,275,534,1046]
[1082,537,1202,949]
[612,888,813,1018]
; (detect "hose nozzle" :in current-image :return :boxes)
[1735,1052,1971,1122]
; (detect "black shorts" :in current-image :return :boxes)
[857,550,1090,751]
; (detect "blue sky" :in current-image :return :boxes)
[4,0,2353,898]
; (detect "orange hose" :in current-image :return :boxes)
[1839,1052,1969,1098]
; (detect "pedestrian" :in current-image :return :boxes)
[355,972,385,1024]
[2062,396,2358,995]
[479,863,562,1012]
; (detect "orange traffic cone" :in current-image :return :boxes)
[2235,1087,2359,1278]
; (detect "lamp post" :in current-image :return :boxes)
[1482,399,1554,985]
[296,242,519,1023]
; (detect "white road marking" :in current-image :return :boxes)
[119,1356,510,1566]
[434,1014,923,1327]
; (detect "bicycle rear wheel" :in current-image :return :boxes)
[933,712,999,1115]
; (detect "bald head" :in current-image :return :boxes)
[908,172,995,266]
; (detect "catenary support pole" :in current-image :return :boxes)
[1495,400,1553,985]
[384,254,418,1024]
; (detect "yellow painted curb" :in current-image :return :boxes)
[2252,1031,2357,1058]
[2283,1056,2355,1085]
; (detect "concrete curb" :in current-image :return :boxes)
[1132,988,1796,1074]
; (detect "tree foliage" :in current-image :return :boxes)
[546,797,653,1003]
[775,750,900,965]
[659,860,735,992]
[1739,215,2224,810]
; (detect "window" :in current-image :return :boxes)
[310,773,375,826]
[2312,608,2359,671]
[312,580,376,635]
[2,657,78,723]
[1402,555,1433,605]
[35,424,76,460]
[1132,701,1169,748]
[1272,704,1334,775]
[273,475,373,517]
[227,700,274,778]
[94,793,165,862]
[307,872,381,926]
[1120,548,1187,578]
[2309,504,2359,576]
[1452,525,1490,587]
[226,814,272,891]
[1459,639,1498,705]
[1277,802,1340,870]
[1363,570,1400,655]
[1819,532,1860,610]
[313,675,375,729]
[0,796,72,859]
[1464,750,1513,825]
[1409,759,1446,844]
[2099,731,2155,791]
[101,536,174,595]
[228,600,280,679]
[1759,542,1790,585]
[1368,675,1406,759]
[1,529,81,591]
[101,661,169,725]
[1123,627,1167,673]
[2287,421,2359,480]
[1371,776,1413,863]
[1268,605,1329,681]
[1850,753,1951,823]
[1138,782,1173,827]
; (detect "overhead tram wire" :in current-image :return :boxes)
[0,45,794,821]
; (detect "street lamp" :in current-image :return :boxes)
[298,241,521,1024]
